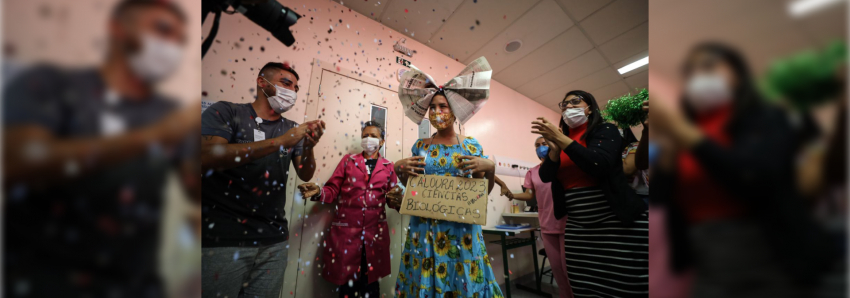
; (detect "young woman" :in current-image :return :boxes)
[389,91,503,298]
[297,121,397,298]
[532,90,648,297]
[509,136,573,298]
[651,43,835,298]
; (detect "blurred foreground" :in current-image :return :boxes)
[649,0,848,297]
[3,1,202,297]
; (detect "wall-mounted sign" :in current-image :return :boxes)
[396,56,411,68]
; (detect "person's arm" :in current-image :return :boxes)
[623,150,638,176]
[823,98,846,188]
[199,102,315,172]
[561,124,622,178]
[635,125,649,170]
[292,147,316,181]
[689,111,796,196]
[531,119,563,183]
[495,175,511,198]
[201,132,305,172]
[387,161,401,211]
[394,156,426,187]
[511,188,535,201]
[395,141,427,186]
[4,107,199,186]
[313,155,348,203]
[473,166,496,194]
[292,120,326,181]
[457,139,496,193]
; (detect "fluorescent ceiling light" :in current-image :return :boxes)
[618,56,648,75]
[788,0,845,18]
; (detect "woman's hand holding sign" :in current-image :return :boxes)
[395,156,426,180]
[458,156,494,176]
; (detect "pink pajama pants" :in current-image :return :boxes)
[541,232,574,298]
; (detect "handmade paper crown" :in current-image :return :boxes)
[397,57,493,125]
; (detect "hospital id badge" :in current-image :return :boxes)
[254,129,266,141]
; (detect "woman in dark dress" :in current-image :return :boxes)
[532,90,648,297]
[650,42,836,298]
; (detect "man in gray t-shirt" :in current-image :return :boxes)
[4,2,196,297]
[200,62,325,298]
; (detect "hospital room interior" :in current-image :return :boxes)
[200,0,647,297]
[9,0,847,297]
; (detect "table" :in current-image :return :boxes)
[482,226,552,298]
[501,212,540,218]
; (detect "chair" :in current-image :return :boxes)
[538,248,554,284]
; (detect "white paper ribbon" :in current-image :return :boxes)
[398,57,493,125]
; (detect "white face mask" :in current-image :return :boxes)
[361,137,381,155]
[128,34,183,82]
[562,107,588,128]
[261,78,297,113]
[686,73,731,112]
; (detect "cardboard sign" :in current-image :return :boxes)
[400,175,488,225]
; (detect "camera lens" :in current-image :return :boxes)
[238,1,300,46]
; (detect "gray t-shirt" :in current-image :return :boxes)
[4,66,189,288]
[201,101,303,247]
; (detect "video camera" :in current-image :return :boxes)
[202,0,301,58]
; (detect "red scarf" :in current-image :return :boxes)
[676,105,746,223]
[557,123,599,189]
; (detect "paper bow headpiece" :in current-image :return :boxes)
[397,57,492,125]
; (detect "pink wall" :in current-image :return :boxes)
[5,0,202,105]
[201,0,564,292]
[201,0,560,165]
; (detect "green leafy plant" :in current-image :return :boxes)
[603,88,648,129]
[763,41,846,110]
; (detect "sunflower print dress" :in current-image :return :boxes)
[395,137,504,298]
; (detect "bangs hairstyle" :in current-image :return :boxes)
[112,0,186,22]
[559,90,604,140]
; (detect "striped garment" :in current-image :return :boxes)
[562,187,649,297]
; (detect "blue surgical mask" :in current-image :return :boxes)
[648,141,659,165]
[536,145,549,159]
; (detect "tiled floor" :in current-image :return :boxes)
[504,284,562,298]
[500,270,564,298]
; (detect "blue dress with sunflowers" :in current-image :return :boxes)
[395,137,504,298]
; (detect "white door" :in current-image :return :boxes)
[282,60,413,297]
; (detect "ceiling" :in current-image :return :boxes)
[335,0,649,112]
[649,0,847,85]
